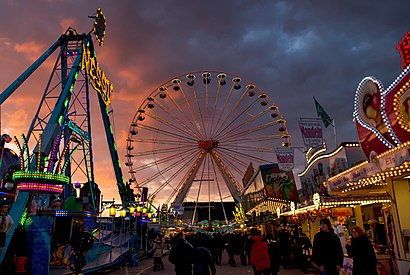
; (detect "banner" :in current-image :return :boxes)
[260,164,299,202]
[275,147,294,171]
[314,97,333,128]
[298,119,323,149]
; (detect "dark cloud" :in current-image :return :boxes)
[0,0,409,201]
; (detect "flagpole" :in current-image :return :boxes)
[332,119,337,148]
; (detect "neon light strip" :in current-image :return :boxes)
[13,171,69,184]
[48,135,61,172]
[17,182,63,193]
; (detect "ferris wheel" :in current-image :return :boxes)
[126,71,291,215]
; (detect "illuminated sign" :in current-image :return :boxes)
[93,8,106,46]
[66,120,90,142]
[82,44,113,105]
[242,162,254,186]
[396,30,410,69]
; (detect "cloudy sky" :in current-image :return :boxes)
[0,1,409,205]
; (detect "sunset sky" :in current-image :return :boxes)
[0,1,409,205]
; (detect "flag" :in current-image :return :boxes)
[314,97,333,128]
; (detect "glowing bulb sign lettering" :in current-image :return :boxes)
[82,44,112,105]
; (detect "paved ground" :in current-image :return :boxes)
[106,252,316,275]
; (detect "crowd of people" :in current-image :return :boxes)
[161,224,313,275]
[154,217,382,275]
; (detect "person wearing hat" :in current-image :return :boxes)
[312,218,344,275]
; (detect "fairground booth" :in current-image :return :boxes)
[280,31,410,275]
[241,163,299,232]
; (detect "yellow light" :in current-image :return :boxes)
[120,208,127,218]
[142,207,147,214]
[148,212,152,218]
[109,205,116,217]
[129,206,135,214]
[152,217,157,223]
[137,206,141,212]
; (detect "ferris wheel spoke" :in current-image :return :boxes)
[140,150,202,186]
[212,86,251,139]
[210,157,229,223]
[191,156,207,224]
[191,85,208,139]
[214,150,248,179]
[221,121,278,142]
[219,144,275,153]
[128,145,197,157]
[222,134,285,145]
[163,86,205,139]
[217,146,273,164]
[154,91,204,140]
[209,77,224,138]
[134,148,199,174]
[210,82,235,137]
[128,137,197,147]
[138,124,197,143]
[144,111,202,141]
[150,150,202,199]
[216,106,269,141]
[172,150,208,206]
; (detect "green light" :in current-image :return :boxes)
[118,160,121,167]
[75,71,79,80]
[13,171,70,184]
[64,98,69,107]
[70,84,74,92]
[110,125,113,134]
[58,116,63,125]
[114,143,117,151]
[19,207,29,226]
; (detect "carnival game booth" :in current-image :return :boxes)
[241,163,299,231]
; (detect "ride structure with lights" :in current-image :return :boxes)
[0,8,131,273]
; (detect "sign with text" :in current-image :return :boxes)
[298,119,323,149]
[275,147,294,171]
[260,164,299,202]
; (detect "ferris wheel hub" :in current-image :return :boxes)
[198,140,219,151]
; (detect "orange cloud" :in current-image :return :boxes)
[14,41,46,62]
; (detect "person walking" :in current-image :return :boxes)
[266,232,280,275]
[192,246,216,275]
[249,228,270,275]
[153,234,165,272]
[169,232,194,275]
[312,218,343,275]
[346,226,377,275]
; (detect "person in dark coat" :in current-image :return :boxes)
[346,226,377,275]
[277,224,290,269]
[169,232,194,275]
[312,218,343,275]
[192,246,216,275]
[266,232,280,275]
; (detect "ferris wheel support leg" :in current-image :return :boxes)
[210,150,242,204]
[172,151,206,208]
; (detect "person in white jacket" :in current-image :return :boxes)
[333,220,347,255]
